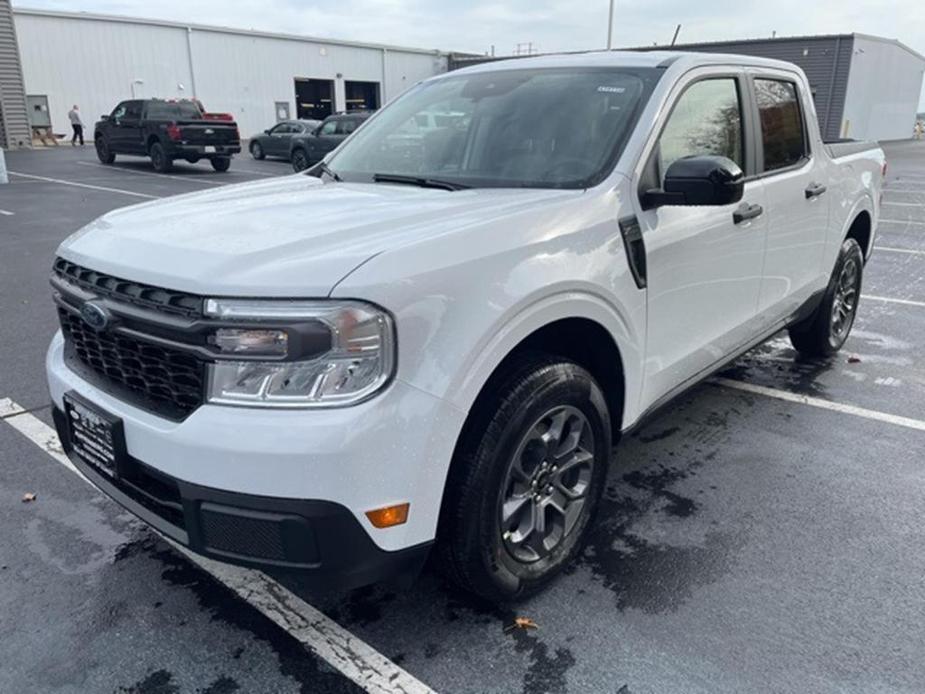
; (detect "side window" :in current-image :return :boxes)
[319,120,338,136]
[657,78,743,180]
[111,102,128,120]
[754,79,806,171]
[125,101,142,120]
[340,119,359,135]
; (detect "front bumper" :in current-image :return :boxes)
[52,405,431,588]
[46,331,465,565]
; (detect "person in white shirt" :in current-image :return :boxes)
[68,105,84,146]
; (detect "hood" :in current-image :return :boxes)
[58,174,582,296]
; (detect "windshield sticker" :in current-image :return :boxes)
[597,86,626,93]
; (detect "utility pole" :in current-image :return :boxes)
[606,0,614,49]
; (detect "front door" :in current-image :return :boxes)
[635,72,769,407]
[264,122,293,156]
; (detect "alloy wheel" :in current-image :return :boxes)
[831,256,860,340]
[499,406,595,563]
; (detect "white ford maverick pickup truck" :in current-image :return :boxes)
[47,51,884,600]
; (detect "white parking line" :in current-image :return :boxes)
[876,246,925,256]
[0,209,13,216]
[0,398,437,694]
[863,295,925,308]
[76,161,228,186]
[8,171,159,199]
[713,379,925,433]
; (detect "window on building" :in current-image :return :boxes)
[755,79,806,171]
[657,78,743,180]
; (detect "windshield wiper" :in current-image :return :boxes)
[317,161,342,182]
[372,173,469,191]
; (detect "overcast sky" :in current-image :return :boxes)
[15,0,925,107]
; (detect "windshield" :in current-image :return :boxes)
[327,67,662,189]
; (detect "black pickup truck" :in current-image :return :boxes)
[94,99,241,172]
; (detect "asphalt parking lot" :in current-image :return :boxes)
[2,141,924,694]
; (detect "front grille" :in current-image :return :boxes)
[58,308,204,418]
[54,258,203,318]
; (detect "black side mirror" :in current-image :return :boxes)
[101,115,110,121]
[644,155,744,209]
[264,128,271,134]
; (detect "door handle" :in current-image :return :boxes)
[733,202,763,225]
[805,182,827,199]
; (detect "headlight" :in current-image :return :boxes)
[204,299,395,408]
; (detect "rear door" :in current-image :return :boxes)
[312,117,346,161]
[748,72,830,324]
[634,69,769,407]
[265,122,293,156]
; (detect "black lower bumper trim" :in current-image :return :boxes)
[52,406,431,591]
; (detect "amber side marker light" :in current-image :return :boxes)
[366,503,410,528]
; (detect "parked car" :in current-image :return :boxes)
[48,52,883,601]
[289,112,371,171]
[94,98,241,173]
[249,119,321,161]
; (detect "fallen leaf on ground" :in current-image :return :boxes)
[504,617,538,632]
[847,355,861,364]
[21,493,37,503]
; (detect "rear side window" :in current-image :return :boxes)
[755,79,806,171]
[320,120,338,135]
[657,78,743,181]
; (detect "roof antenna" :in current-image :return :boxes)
[670,24,681,46]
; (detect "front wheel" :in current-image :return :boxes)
[210,157,231,172]
[250,141,265,160]
[438,355,611,601]
[291,149,310,172]
[789,237,864,356]
[95,137,115,164]
[150,143,173,173]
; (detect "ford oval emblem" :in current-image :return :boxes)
[80,301,110,331]
[204,128,214,135]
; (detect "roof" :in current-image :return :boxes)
[633,33,925,64]
[450,49,803,75]
[12,6,448,56]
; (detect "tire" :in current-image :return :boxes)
[210,157,231,172]
[95,137,115,164]
[291,148,310,172]
[438,354,611,601]
[789,237,864,356]
[250,141,265,160]
[150,142,173,173]
[185,156,200,164]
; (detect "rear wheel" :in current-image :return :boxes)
[210,157,231,172]
[95,137,115,164]
[150,142,173,173]
[789,237,864,356]
[438,355,611,601]
[250,141,265,160]
[291,149,310,172]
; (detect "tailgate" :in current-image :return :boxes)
[178,121,239,145]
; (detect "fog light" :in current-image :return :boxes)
[365,503,410,528]
[209,328,288,356]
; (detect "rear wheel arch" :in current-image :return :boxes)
[845,210,872,260]
[145,135,161,154]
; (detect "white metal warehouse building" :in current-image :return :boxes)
[12,7,449,138]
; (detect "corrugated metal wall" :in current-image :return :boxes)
[13,10,446,138]
[636,36,855,141]
[0,0,30,149]
[841,36,925,140]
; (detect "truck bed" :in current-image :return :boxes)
[824,139,880,159]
